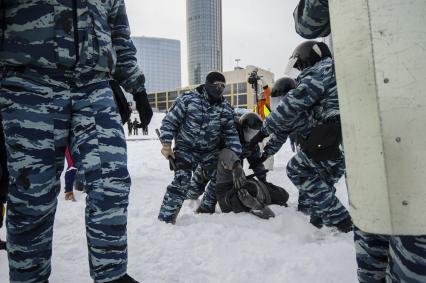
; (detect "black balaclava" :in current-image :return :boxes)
[204,71,226,103]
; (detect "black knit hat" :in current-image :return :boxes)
[205,71,226,84]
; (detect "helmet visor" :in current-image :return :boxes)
[284,57,301,77]
[244,128,260,143]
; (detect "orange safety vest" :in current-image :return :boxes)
[258,86,271,120]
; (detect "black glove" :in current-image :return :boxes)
[0,203,4,229]
[258,152,268,164]
[133,90,153,131]
[247,130,268,150]
[110,80,132,125]
[232,162,246,190]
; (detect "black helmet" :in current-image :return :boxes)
[289,41,332,71]
[239,112,262,143]
[271,77,297,97]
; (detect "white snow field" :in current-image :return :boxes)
[0,113,358,283]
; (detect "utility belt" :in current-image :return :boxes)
[0,65,109,88]
[298,116,342,162]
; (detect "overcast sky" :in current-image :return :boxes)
[125,0,304,86]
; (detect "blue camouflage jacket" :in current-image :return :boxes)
[0,0,144,93]
[262,57,338,155]
[294,0,330,39]
[160,85,242,155]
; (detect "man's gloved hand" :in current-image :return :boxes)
[133,89,153,131]
[258,152,269,164]
[232,161,246,190]
[247,129,268,150]
[161,144,175,160]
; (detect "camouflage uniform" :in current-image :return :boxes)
[159,86,241,223]
[293,0,331,39]
[293,2,426,281]
[0,113,7,204]
[187,115,267,202]
[355,227,426,283]
[263,111,314,214]
[261,57,349,226]
[354,227,390,283]
[0,1,144,282]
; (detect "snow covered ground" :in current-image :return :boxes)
[0,113,358,283]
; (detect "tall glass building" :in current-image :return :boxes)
[187,0,223,85]
[132,36,181,94]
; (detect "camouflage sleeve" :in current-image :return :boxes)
[263,71,324,136]
[221,106,242,156]
[263,132,289,157]
[159,96,187,145]
[109,0,146,94]
[246,144,262,166]
[293,0,331,39]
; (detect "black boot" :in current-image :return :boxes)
[195,205,215,214]
[105,274,139,283]
[297,203,310,216]
[309,215,323,229]
[328,217,353,233]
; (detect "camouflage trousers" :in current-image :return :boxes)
[286,150,348,225]
[158,149,218,223]
[0,73,130,283]
[354,227,426,283]
[186,164,210,199]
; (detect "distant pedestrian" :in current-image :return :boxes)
[133,118,139,135]
[127,119,133,136]
[143,127,148,136]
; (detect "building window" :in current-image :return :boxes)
[158,92,166,100]
[157,102,167,111]
[237,82,247,93]
[148,93,156,103]
[167,100,176,110]
[168,91,178,100]
[234,94,247,105]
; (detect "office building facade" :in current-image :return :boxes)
[187,0,223,85]
[132,36,181,94]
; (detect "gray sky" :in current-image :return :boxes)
[125,0,304,86]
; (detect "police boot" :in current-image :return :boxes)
[0,239,5,250]
[309,215,323,229]
[328,217,353,233]
[297,203,310,216]
[102,274,139,283]
[195,205,215,214]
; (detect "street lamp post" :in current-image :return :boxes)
[235,59,241,107]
